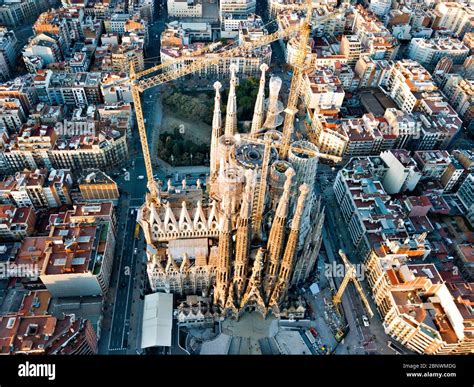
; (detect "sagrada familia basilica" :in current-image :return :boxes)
[137,64,325,320]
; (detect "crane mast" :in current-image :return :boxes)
[130,66,158,201]
[251,139,272,238]
[280,0,313,159]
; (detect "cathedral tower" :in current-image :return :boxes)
[269,184,309,310]
[224,64,238,137]
[263,167,295,300]
[210,81,222,177]
[250,63,269,136]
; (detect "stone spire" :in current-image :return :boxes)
[239,248,267,318]
[250,63,269,136]
[251,139,272,239]
[224,64,238,137]
[213,199,233,308]
[210,81,222,177]
[269,184,309,308]
[263,167,295,300]
[233,170,254,301]
[263,76,284,129]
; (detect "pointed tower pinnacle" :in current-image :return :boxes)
[233,170,254,301]
[213,199,233,308]
[269,183,309,308]
[224,64,238,137]
[210,81,222,177]
[239,248,267,317]
[250,63,269,136]
[263,167,295,300]
[263,76,284,129]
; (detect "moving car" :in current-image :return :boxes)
[362,315,370,327]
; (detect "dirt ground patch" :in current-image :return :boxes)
[161,107,212,145]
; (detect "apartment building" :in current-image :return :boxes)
[110,32,145,72]
[383,108,421,150]
[417,93,462,150]
[160,21,271,78]
[0,203,36,241]
[1,121,128,173]
[167,0,202,18]
[35,70,103,107]
[222,13,263,39]
[0,74,38,115]
[0,313,98,354]
[100,73,133,104]
[5,168,72,209]
[0,97,27,131]
[333,156,415,257]
[0,27,17,82]
[368,0,391,17]
[413,150,451,181]
[22,33,63,72]
[457,173,474,213]
[355,55,391,89]
[365,251,474,354]
[352,4,399,60]
[78,169,120,203]
[48,202,117,236]
[220,0,256,24]
[408,37,470,70]
[443,76,474,131]
[97,102,133,138]
[0,0,47,28]
[302,67,345,115]
[440,155,465,193]
[433,2,474,39]
[380,149,421,194]
[341,114,385,157]
[48,131,128,172]
[33,9,72,57]
[16,222,116,297]
[384,59,438,113]
[1,125,56,171]
[340,35,362,66]
[309,115,348,158]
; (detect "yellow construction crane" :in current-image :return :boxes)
[251,139,272,237]
[333,249,374,319]
[279,0,313,159]
[129,4,345,200]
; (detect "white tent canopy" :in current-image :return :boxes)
[141,292,173,348]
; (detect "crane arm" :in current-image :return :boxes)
[136,24,301,92]
[352,277,374,318]
[135,9,345,92]
[239,135,342,163]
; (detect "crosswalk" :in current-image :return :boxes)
[109,347,125,352]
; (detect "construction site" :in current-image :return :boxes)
[125,0,367,354]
